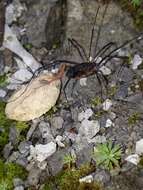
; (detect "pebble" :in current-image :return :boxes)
[102,99,112,111]
[27,167,41,186]
[0,52,5,75]
[132,54,143,70]
[9,127,18,145]
[125,154,140,165]
[88,135,106,144]
[78,108,93,121]
[18,141,32,155]
[94,169,111,185]
[79,175,93,183]
[39,121,54,142]
[0,89,7,98]
[13,178,24,187]
[136,139,143,155]
[3,142,13,159]
[79,119,100,139]
[79,78,87,86]
[9,69,33,83]
[28,142,56,163]
[51,116,64,129]
[109,112,116,120]
[14,186,24,190]
[105,119,114,128]
[55,135,65,148]
[99,66,111,75]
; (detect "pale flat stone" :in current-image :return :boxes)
[79,175,93,183]
[136,139,143,155]
[132,54,142,70]
[103,99,113,111]
[28,142,56,163]
[125,154,140,165]
[5,73,60,121]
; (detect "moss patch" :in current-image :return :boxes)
[0,159,27,190]
[0,101,29,154]
[118,0,143,29]
[42,164,101,190]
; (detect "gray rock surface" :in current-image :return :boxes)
[27,166,41,186]
[18,141,32,155]
[14,186,24,190]
[51,116,64,129]
[13,178,24,187]
[3,142,13,159]
[9,127,19,145]
[0,51,5,75]
[94,169,111,185]
[20,0,64,48]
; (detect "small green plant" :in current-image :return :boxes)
[46,106,58,119]
[0,180,8,190]
[108,85,118,97]
[43,164,99,190]
[0,101,29,152]
[91,97,102,107]
[93,142,122,170]
[63,154,76,169]
[0,159,27,190]
[0,75,8,88]
[131,0,142,6]
[128,112,140,125]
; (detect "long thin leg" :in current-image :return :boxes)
[71,38,88,61]
[8,66,43,103]
[98,71,108,96]
[94,42,117,60]
[68,38,88,61]
[63,78,71,101]
[93,3,109,57]
[71,79,78,97]
[98,70,108,86]
[97,34,143,68]
[88,5,100,59]
[96,73,103,99]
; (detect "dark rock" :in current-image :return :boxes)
[0,51,5,75]
[51,116,64,129]
[93,169,111,185]
[8,151,21,162]
[114,83,129,100]
[45,0,67,49]
[27,166,41,186]
[117,67,134,83]
[14,186,24,190]
[38,121,54,142]
[9,127,19,145]
[3,142,13,159]
[18,141,32,155]
[47,148,70,175]
[16,156,29,168]
[20,0,65,48]
[13,178,24,187]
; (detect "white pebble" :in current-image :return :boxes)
[79,175,93,183]
[78,108,93,121]
[105,119,113,128]
[80,78,87,86]
[136,139,143,155]
[125,154,140,165]
[132,54,142,70]
[55,135,65,148]
[0,89,7,98]
[103,99,112,111]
